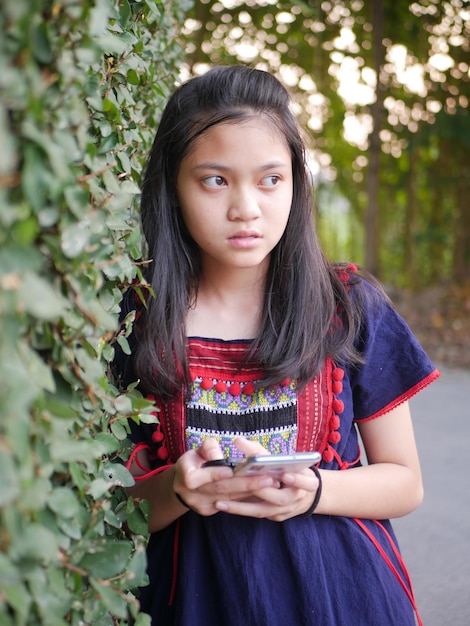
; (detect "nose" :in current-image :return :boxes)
[227,185,262,222]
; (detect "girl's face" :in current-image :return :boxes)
[176,117,293,277]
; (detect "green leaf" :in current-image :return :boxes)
[0,244,42,274]
[123,543,148,587]
[50,439,99,464]
[110,418,129,440]
[126,506,149,536]
[57,515,83,541]
[78,540,132,578]
[126,68,139,85]
[0,450,20,506]
[113,393,133,414]
[2,581,31,624]
[64,186,90,219]
[92,432,121,455]
[17,273,66,320]
[119,0,132,28]
[89,1,111,37]
[103,462,135,488]
[61,221,90,258]
[89,579,128,619]
[43,397,79,419]
[19,477,52,512]
[137,412,159,425]
[87,478,111,499]
[10,523,60,563]
[47,487,81,519]
[31,21,52,64]
[0,102,17,177]
[0,552,21,587]
[135,613,152,626]
[21,144,53,212]
[94,33,129,56]
[27,565,72,625]
[120,179,141,194]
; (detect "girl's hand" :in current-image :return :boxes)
[172,437,277,516]
[214,438,322,522]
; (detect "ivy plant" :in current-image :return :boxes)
[0,0,192,624]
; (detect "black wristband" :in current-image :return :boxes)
[298,465,322,517]
[174,491,191,510]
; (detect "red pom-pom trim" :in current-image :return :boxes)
[200,377,213,390]
[332,368,344,381]
[215,381,227,393]
[332,381,343,394]
[157,446,168,460]
[330,414,340,430]
[229,382,241,396]
[321,363,346,463]
[280,378,291,387]
[328,432,341,444]
[243,382,255,395]
[152,429,164,443]
[332,399,344,414]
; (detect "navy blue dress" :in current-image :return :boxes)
[124,278,439,625]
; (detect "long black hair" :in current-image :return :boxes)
[134,65,362,400]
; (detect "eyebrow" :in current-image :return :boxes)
[192,161,290,172]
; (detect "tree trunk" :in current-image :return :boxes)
[365,0,385,277]
[452,176,470,284]
[404,135,418,288]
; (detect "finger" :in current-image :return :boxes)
[177,457,234,493]
[203,474,275,500]
[197,437,224,462]
[214,485,296,518]
[215,497,279,518]
[202,464,236,482]
[280,469,319,492]
[233,437,269,456]
[215,483,313,520]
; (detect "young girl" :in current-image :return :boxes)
[116,65,439,625]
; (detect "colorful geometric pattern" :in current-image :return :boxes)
[185,375,298,457]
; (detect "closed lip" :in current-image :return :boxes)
[227,230,262,240]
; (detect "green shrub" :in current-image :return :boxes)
[0,1,191,624]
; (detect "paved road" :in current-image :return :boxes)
[392,366,470,625]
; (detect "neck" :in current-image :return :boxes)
[186,264,268,340]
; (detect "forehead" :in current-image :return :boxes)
[186,115,290,158]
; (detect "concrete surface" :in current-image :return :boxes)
[392,366,470,625]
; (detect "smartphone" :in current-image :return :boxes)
[233,452,321,477]
[203,458,245,470]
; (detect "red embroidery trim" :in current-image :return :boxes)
[296,359,331,454]
[354,518,423,626]
[169,519,181,606]
[126,442,172,480]
[357,369,440,423]
[321,364,345,463]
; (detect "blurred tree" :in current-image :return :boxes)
[181,0,469,289]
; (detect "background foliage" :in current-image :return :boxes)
[183,0,470,289]
[0,0,190,624]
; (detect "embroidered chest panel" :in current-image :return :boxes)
[156,339,344,463]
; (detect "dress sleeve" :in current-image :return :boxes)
[350,279,439,422]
